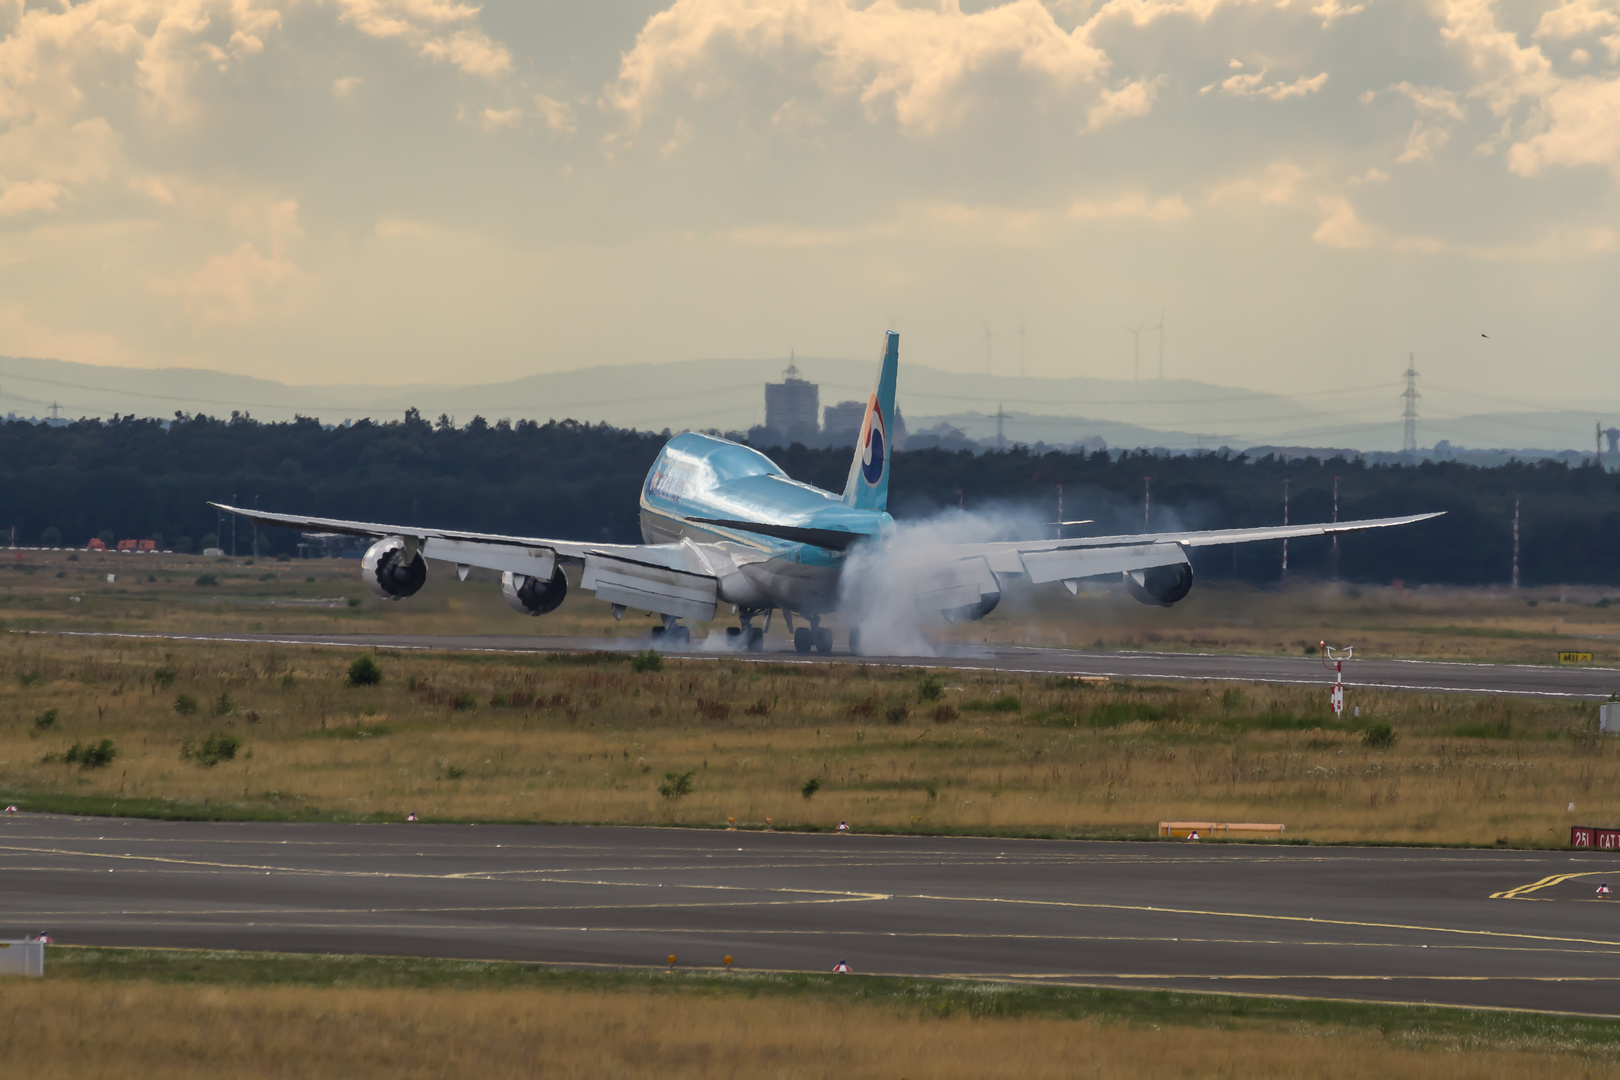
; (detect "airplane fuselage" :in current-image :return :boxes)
[638,432,891,616]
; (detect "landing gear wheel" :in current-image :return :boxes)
[813,627,834,654]
[670,626,691,648]
[794,627,813,654]
[746,627,765,652]
[725,627,742,645]
[848,629,863,656]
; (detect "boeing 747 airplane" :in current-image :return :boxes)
[212,332,1439,654]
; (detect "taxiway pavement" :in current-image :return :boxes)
[4,814,1620,1015]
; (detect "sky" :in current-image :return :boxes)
[1,0,1618,413]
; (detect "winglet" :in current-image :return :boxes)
[841,331,899,511]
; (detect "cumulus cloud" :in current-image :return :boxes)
[160,243,310,328]
[1067,191,1191,222]
[609,0,1110,133]
[333,76,364,98]
[331,0,512,79]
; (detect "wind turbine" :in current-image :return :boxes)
[983,319,995,375]
[1125,320,1147,381]
[1016,315,1028,378]
[1152,308,1165,380]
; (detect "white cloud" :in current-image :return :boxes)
[1085,77,1163,131]
[535,94,578,133]
[331,0,512,79]
[1398,118,1451,162]
[1208,162,1312,206]
[160,243,310,328]
[609,0,1110,133]
[1311,0,1365,28]
[0,179,65,215]
[1067,191,1191,222]
[480,106,523,132]
[1202,69,1328,101]
[333,76,364,98]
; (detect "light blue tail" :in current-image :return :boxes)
[841,331,899,511]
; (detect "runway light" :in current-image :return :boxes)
[724,955,733,971]
[727,817,736,830]
[667,954,677,971]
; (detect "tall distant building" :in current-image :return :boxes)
[764,358,819,442]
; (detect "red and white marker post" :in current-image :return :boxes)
[1321,641,1353,720]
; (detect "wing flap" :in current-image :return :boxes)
[1019,542,1187,585]
[581,551,719,622]
[422,537,556,578]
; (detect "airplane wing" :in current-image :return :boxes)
[955,512,1444,585]
[208,502,723,622]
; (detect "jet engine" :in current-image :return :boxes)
[361,536,427,600]
[502,567,568,616]
[1123,561,1194,607]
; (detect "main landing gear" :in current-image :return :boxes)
[725,607,768,652]
[649,615,691,648]
[793,616,835,655]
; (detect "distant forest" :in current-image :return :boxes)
[2,410,1616,586]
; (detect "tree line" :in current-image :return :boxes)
[0,410,1613,586]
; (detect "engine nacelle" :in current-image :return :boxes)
[361,536,427,600]
[502,567,568,616]
[1124,561,1194,607]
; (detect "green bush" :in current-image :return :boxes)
[917,675,944,702]
[183,731,241,767]
[153,667,177,688]
[632,649,663,673]
[173,693,199,716]
[451,691,477,711]
[194,573,218,587]
[32,708,57,731]
[1362,723,1397,749]
[801,776,822,799]
[885,703,909,724]
[64,739,117,769]
[213,691,234,716]
[658,770,694,799]
[347,655,382,687]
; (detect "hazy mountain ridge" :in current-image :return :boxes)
[0,353,1606,455]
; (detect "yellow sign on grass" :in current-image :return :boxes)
[1559,651,1593,663]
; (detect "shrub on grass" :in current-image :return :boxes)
[183,731,241,767]
[1362,723,1397,749]
[173,693,198,716]
[347,655,382,687]
[932,705,958,724]
[801,776,822,799]
[64,739,117,768]
[632,649,663,673]
[451,691,477,711]
[153,667,176,688]
[885,702,909,724]
[658,771,694,799]
[917,675,944,702]
[194,573,218,587]
[213,691,234,716]
[32,708,57,731]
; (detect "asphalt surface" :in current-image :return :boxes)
[46,629,1620,700]
[4,815,1620,1014]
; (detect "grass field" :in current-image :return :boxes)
[4,547,1620,663]
[0,947,1612,1079]
[1,629,1615,844]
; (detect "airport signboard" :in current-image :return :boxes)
[1570,826,1620,848]
[1559,651,1594,663]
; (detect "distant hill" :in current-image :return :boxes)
[0,352,1607,455]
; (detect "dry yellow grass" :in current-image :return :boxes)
[0,978,1611,1079]
[1,633,1615,844]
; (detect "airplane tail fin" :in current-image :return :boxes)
[841,331,899,511]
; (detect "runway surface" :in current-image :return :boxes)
[44,629,1620,700]
[6,814,1620,1015]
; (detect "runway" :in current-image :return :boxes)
[5,814,1620,1015]
[42,629,1620,700]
